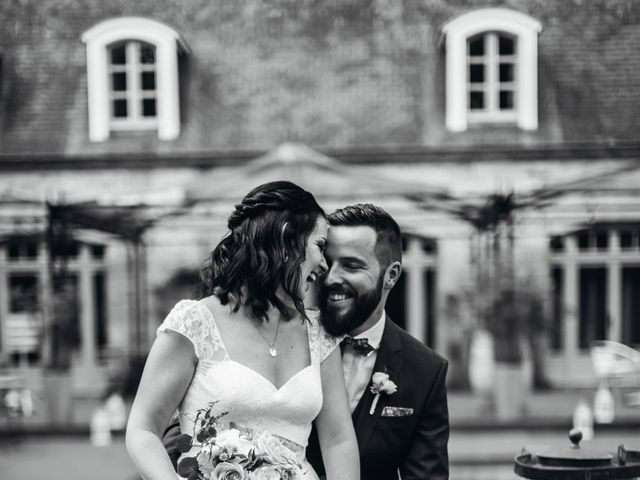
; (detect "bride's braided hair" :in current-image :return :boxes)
[200,181,325,323]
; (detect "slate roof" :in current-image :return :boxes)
[1,0,639,156]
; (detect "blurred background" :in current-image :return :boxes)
[1,1,639,479]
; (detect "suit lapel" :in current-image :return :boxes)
[351,316,403,456]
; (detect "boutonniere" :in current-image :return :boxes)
[369,372,397,415]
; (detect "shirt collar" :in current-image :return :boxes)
[352,310,386,350]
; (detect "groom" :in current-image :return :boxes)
[308,203,449,480]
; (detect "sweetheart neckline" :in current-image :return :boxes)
[193,300,316,391]
[216,360,315,392]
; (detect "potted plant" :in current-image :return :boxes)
[42,279,80,426]
[485,284,526,420]
[457,193,552,419]
[472,276,551,420]
[43,207,81,427]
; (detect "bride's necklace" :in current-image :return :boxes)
[254,317,281,357]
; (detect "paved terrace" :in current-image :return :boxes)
[2,389,640,480]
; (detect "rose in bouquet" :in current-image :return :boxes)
[175,402,303,480]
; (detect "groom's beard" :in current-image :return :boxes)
[319,275,384,337]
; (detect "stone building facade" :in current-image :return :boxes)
[1,0,639,396]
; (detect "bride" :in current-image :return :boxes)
[126,181,359,480]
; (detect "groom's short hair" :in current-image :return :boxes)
[327,204,402,268]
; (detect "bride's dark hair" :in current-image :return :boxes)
[200,181,325,323]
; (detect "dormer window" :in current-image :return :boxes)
[442,8,542,132]
[82,17,189,142]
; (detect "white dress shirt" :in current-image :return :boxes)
[342,311,386,413]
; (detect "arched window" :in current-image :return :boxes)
[442,8,541,132]
[82,17,189,142]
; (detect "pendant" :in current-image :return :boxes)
[269,347,278,357]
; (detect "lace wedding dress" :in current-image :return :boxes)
[157,299,339,479]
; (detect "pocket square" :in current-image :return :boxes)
[381,406,413,417]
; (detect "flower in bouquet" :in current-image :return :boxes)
[247,464,297,480]
[252,432,299,466]
[216,428,254,458]
[212,461,246,480]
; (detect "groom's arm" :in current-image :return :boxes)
[161,418,182,471]
[400,358,449,480]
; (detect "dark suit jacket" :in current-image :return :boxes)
[162,417,182,470]
[307,318,449,480]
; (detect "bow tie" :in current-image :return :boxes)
[341,336,375,356]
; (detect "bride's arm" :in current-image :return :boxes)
[126,331,196,480]
[315,347,360,480]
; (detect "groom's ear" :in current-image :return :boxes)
[383,262,402,290]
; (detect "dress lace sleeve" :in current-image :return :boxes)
[156,299,226,362]
[306,309,342,363]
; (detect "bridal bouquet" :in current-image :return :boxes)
[176,402,303,480]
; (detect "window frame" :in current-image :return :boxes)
[442,8,542,132]
[108,40,159,131]
[466,32,518,123]
[82,17,189,142]
[549,226,640,351]
[0,237,110,365]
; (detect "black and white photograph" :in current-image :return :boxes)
[1,1,640,479]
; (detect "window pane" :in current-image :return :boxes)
[469,36,484,56]
[595,231,608,251]
[499,35,514,55]
[550,236,564,252]
[469,64,484,83]
[26,242,38,258]
[9,275,39,313]
[112,72,127,91]
[91,244,105,259]
[622,267,640,345]
[423,269,435,348]
[499,90,513,110]
[94,272,108,357]
[469,91,484,110]
[113,99,128,118]
[110,45,126,65]
[140,44,156,64]
[7,241,38,260]
[577,232,590,250]
[141,71,156,90]
[579,267,607,349]
[620,230,634,249]
[550,267,564,350]
[8,242,20,259]
[421,239,437,254]
[142,98,156,117]
[499,63,514,82]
